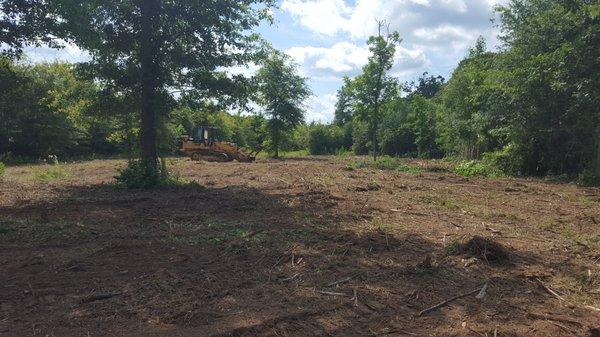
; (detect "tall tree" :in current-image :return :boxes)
[54,0,274,168]
[496,0,600,175]
[0,0,64,58]
[255,51,310,158]
[353,21,401,161]
[406,72,445,99]
[333,76,355,126]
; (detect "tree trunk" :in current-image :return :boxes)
[273,127,279,158]
[372,124,377,161]
[140,0,160,165]
[595,126,600,176]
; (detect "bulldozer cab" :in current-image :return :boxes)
[192,126,218,144]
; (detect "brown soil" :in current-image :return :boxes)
[1,156,599,337]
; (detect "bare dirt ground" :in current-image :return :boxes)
[1,156,599,337]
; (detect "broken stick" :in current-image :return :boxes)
[327,276,353,287]
[536,278,565,302]
[418,284,486,316]
[318,290,347,297]
[79,292,121,303]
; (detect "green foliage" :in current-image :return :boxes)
[333,76,355,126]
[352,23,402,160]
[492,0,600,176]
[444,239,461,255]
[34,165,70,181]
[255,51,311,157]
[349,156,423,173]
[0,58,119,160]
[0,1,64,58]
[578,170,600,187]
[115,158,173,189]
[0,162,5,178]
[454,160,504,178]
[308,124,345,155]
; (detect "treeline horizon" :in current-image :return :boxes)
[1,0,599,185]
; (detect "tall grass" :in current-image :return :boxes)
[348,156,423,173]
[33,165,70,181]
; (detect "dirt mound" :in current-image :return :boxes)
[460,236,510,263]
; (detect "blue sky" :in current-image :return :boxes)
[24,0,507,123]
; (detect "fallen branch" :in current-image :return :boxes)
[584,305,600,312]
[536,278,565,301]
[327,276,353,287]
[280,273,301,282]
[79,292,121,303]
[318,290,347,297]
[418,284,486,316]
[475,283,488,300]
[351,289,358,307]
[527,312,583,327]
[548,321,577,336]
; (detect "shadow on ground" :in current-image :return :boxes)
[0,182,596,337]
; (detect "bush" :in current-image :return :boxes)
[116,158,173,188]
[578,169,600,187]
[0,162,4,178]
[308,124,344,155]
[34,165,70,181]
[481,144,521,176]
[454,160,504,178]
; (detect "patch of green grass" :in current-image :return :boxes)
[0,221,10,235]
[33,165,70,181]
[163,220,260,246]
[454,160,504,178]
[257,149,310,159]
[348,156,423,173]
[412,264,458,281]
[444,239,461,255]
[0,218,91,245]
[533,218,600,251]
[0,162,5,179]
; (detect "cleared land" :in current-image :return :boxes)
[1,157,599,337]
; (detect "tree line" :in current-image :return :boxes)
[314,0,600,184]
[1,0,599,185]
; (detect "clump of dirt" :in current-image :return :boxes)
[460,236,510,263]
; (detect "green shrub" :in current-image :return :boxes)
[116,158,173,188]
[308,124,344,155]
[34,165,70,181]
[454,160,504,178]
[481,144,521,176]
[0,162,4,178]
[373,156,423,173]
[578,169,600,187]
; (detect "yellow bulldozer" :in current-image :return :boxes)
[181,126,256,162]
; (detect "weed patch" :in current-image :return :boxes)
[0,218,91,245]
[348,156,423,173]
[116,158,188,188]
[454,160,504,178]
[33,165,70,181]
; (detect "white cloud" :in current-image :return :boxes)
[306,93,337,123]
[286,42,369,74]
[23,43,89,63]
[281,0,503,45]
[281,0,352,36]
[287,41,428,79]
